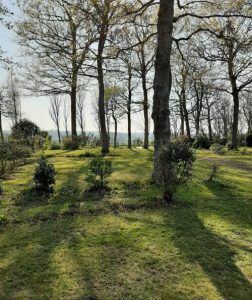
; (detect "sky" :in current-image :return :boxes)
[0,0,153,133]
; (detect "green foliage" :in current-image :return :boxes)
[0,214,7,226]
[207,163,221,183]
[210,143,225,155]
[132,138,143,147]
[61,136,80,150]
[85,157,113,192]
[11,119,41,152]
[50,142,61,150]
[212,137,227,146]
[0,140,32,176]
[192,135,211,149]
[34,155,56,192]
[156,141,195,202]
[240,147,249,156]
[246,134,252,147]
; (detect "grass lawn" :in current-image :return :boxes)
[0,147,251,299]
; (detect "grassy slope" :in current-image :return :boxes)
[0,148,251,300]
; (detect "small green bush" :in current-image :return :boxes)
[50,143,61,150]
[192,135,211,149]
[246,135,252,147]
[85,157,113,192]
[155,141,195,202]
[207,163,221,183]
[210,143,225,155]
[62,136,80,150]
[0,214,7,226]
[34,155,56,192]
[240,147,249,155]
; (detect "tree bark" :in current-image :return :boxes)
[142,71,149,149]
[152,0,174,182]
[0,110,4,142]
[113,115,117,148]
[231,90,239,149]
[57,124,61,144]
[70,88,77,138]
[127,64,132,149]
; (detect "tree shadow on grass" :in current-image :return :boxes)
[171,207,252,300]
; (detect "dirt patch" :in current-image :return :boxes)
[198,157,252,172]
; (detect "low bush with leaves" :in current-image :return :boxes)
[34,155,56,193]
[61,136,80,150]
[192,135,211,149]
[155,141,195,203]
[240,147,249,155]
[210,143,225,155]
[50,142,61,150]
[85,157,113,192]
[206,163,221,183]
[0,141,32,176]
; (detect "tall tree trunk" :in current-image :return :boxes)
[113,115,117,148]
[97,27,109,155]
[152,0,174,182]
[97,57,109,154]
[70,88,77,138]
[57,124,61,144]
[207,106,213,140]
[127,65,132,149]
[127,111,132,149]
[142,73,149,149]
[179,96,185,136]
[231,90,239,149]
[0,110,4,142]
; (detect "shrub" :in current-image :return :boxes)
[50,143,61,150]
[0,141,32,176]
[79,151,96,158]
[34,155,56,192]
[85,157,113,192]
[210,143,225,155]
[192,135,211,149]
[155,141,195,202]
[62,136,80,150]
[240,147,249,155]
[246,134,252,147]
[0,214,7,226]
[132,138,143,147]
[212,137,227,146]
[207,163,221,183]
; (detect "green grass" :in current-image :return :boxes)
[0,147,251,299]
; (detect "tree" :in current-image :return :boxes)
[132,14,155,149]
[49,96,62,144]
[11,119,40,152]
[241,91,252,134]
[5,71,21,125]
[77,90,86,144]
[0,89,5,141]
[105,84,124,148]
[196,17,252,149]
[17,0,96,139]
[152,0,174,182]
[63,98,70,137]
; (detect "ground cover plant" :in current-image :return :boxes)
[0,148,251,299]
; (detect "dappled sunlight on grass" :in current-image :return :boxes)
[0,147,251,299]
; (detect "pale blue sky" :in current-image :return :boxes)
[0,0,151,133]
